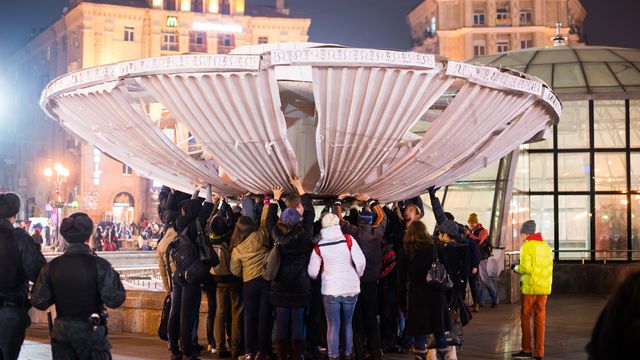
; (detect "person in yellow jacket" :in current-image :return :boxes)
[511,220,553,360]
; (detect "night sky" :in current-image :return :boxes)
[1,0,640,58]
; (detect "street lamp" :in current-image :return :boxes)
[44,164,70,249]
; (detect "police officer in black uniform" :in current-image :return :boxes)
[31,212,126,360]
[0,192,47,360]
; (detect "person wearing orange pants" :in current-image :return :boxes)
[511,220,553,360]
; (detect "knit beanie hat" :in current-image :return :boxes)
[520,220,536,235]
[467,213,479,224]
[0,192,21,218]
[358,210,373,225]
[281,208,302,227]
[321,213,340,229]
[60,213,94,243]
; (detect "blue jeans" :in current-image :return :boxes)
[414,333,447,351]
[275,307,305,341]
[478,259,499,305]
[323,295,358,358]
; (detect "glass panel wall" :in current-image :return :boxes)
[594,100,626,148]
[515,99,638,262]
[558,195,590,260]
[595,195,628,260]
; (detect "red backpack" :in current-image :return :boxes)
[314,234,354,272]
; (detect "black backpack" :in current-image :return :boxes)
[195,221,219,268]
[170,227,210,285]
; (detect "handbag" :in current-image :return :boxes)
[195,220,219,267]
[157,293,171,341]
[426,246,453,291]
[262,241,281,281]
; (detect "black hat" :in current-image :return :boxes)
[60,213,94,243]
[178,199,202,224]
[439,220,459,237]
[210,216,229,236]
[163,210,180,227]
[0,192,21,218]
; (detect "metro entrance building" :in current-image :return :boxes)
[433,45,640,264]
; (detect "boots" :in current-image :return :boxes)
[472,303,480,312]
[412,348,427,360]
[291,340,305,360]
[436,348,449,360]
[275,340,289,360]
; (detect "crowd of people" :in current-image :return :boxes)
[0,183,639,360]
[153,181,507,360]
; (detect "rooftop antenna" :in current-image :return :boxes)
[552,22,566,47]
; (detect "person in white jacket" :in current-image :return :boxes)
[308,213,366,360]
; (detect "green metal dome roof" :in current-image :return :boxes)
[469,46,640,98]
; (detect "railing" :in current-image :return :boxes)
[505,249,640,267]
[496,18,512,27]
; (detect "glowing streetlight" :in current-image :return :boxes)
[44,163,71,250]
[44,168,53,178]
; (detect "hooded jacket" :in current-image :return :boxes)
[514,233,553,295]
[270,194,315,308]
[307,225,366,296]
[230,204,278,283]
[335,201,386,283]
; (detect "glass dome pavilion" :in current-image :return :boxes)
[431,45,640,263]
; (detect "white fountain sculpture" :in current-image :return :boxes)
[40,43,561,202]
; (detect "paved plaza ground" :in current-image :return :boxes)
[19,294,606,360]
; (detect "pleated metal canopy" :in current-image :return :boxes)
[40,43,562,202]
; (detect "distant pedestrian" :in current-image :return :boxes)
[511,220,553,360]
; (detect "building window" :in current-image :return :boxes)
[520,39,534,49]
[189,31,207,52]
[217,33,235,54]
[122,164,133,175]
[124,27,134,42]
[191,0,204,13]
[473,10,485,25]
[161,31,179,51]
[473,40,486,57]
[219,0,231,15]
[496,8,509,20]
[164,0,176,11]
[497,41,509,53]
[520,10,533,25]
[258,36,268,44]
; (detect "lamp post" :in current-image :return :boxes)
[44,163,70,248]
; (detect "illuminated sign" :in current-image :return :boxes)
[192,22,243,33]
[166,16,178,28]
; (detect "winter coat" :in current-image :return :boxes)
[307,225,366,296]
[337,202,387,283]
[469,224,491,260]
[440,239,469,308]
[397,243,450,336]
[230,204,278,283]
[514,233,553,295]
[157,227,177,292]
[210,235,237,283]
[270,194,315,308]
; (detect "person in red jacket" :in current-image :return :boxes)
[468,213,499,308]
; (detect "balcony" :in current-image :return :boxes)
[496,18,512,27]
[189,44,207,53]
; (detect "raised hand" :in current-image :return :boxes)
[338,193,350,201]
[272,186,284,201]
[290,177,305,195]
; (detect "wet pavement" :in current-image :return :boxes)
[19,293,606,360]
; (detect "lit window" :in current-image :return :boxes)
[124,26,134,42]
[497,41,509,53]
[473,10,485,25]
[161,31,179,51]
[520,10,533,25]
[258,36,268,44]
[122,164,133,176]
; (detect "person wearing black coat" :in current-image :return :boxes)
[270,179,315,360]
[168,186,216,360]
[397,221,450,360]
[334,193,387,360]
